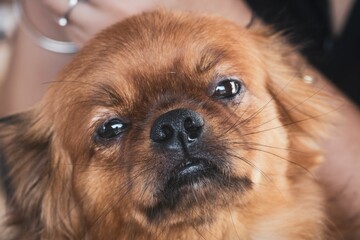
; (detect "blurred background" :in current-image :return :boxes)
[0,1,16,90]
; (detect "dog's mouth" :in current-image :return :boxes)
[142,156,251,223]
[164,157,219,192]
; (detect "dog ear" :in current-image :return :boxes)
[0,110,51,231]
[0,109,83,238]
[251,25,337,174]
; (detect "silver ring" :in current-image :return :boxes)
[58,0,80,27]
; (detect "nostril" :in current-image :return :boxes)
[150,109,204,147]
[184,117,203,130]
[184,117,195,131]
[151,124,174,142]
[187,130,200,142]
[160,125,174,141]
[184,117,203,141]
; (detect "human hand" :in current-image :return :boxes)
[42,0,161,46]
[42,0,251,47]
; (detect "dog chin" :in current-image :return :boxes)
[142,156,252,225]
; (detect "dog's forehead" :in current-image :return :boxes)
[82,11,254,77]
[49,11,262,112]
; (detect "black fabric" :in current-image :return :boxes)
[245,0,360,105]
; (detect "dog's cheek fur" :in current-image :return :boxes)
[41,141,84,239]
[246,23,334,168]
[246,25,335,237]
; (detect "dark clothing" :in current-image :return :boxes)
[245,0,360,105]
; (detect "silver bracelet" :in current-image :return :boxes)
[15,0,78,54]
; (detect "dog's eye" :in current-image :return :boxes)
[97,118,128,139]
[212,79,242,99]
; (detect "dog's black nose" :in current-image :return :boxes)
[150,109,204,150]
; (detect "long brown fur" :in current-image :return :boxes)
[0,10,342,239]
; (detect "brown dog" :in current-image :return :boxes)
[0,10,337,239]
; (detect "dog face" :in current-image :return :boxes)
[0,11,331,239]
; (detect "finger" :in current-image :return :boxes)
[42,0,77,16]
[42,0,97,15]
[65,25,89,47]
[88,0,160,15]
[42,0,97,28]
[64,11,111,45]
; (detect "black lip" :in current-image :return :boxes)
[176,159,210,176]
[145,159,252,223]
[164,158,219,192]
